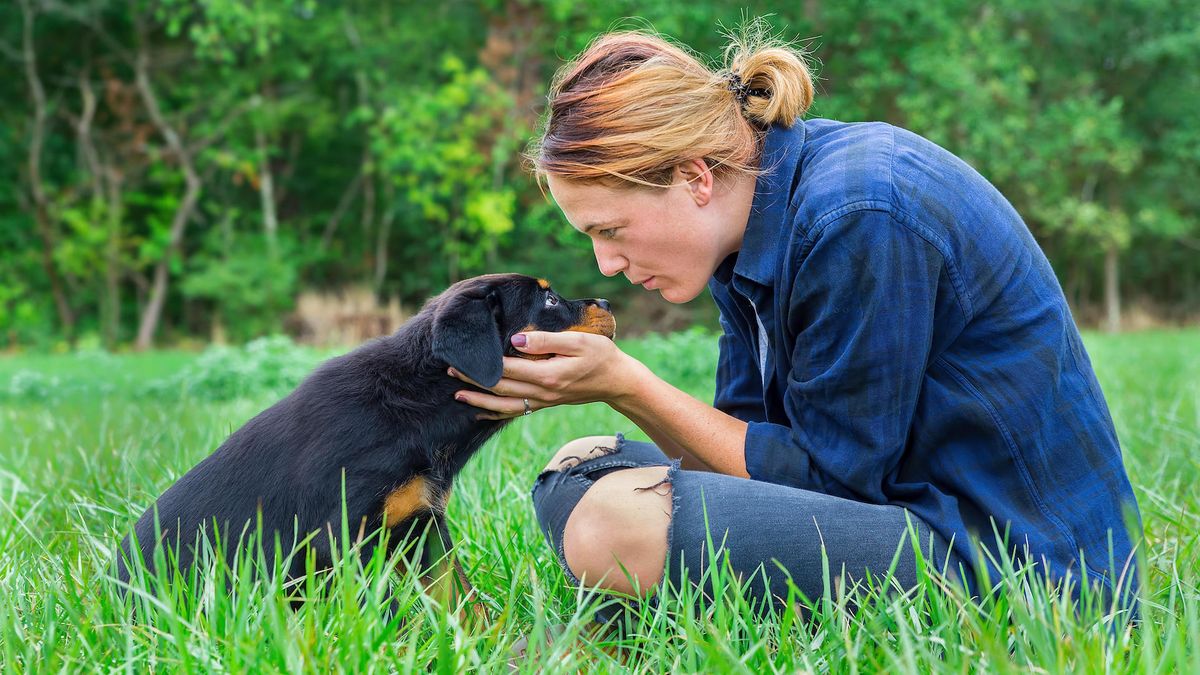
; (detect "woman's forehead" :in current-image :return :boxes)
[548,177,636,225]
[547,175,617,205]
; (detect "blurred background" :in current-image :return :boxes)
[2,0,1197,352]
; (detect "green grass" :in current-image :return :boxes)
[1,328,1197,672]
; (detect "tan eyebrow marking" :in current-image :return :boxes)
[537,278,551,289]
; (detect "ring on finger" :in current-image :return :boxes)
[523,398,532,416]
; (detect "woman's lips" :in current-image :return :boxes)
[641,276,656,289]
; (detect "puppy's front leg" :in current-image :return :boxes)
[419,512,487,625]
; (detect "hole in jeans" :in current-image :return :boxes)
[556,441,618,470]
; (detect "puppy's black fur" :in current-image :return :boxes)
[117,274,615,595]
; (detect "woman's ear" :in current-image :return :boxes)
[674,158,714,207]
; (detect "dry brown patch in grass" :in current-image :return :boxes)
[289,286,408,346]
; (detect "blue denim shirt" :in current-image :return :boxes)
[709,119,1140,593]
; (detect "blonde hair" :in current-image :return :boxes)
[527,23,815,188]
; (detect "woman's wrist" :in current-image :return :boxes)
[606,351,654,412]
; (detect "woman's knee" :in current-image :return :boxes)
[562,466,673,597]
[541,435,620,473]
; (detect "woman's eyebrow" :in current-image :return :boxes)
[582,219,624,234]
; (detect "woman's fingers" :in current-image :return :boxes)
[446,330,619,413]
[496,355,556,385]
[448,365,548,400]
[455,389,536,420]
[447,366,546,418]
[511,330,590,357]
[447,366,484,389]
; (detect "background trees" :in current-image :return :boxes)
[2,0,1196,349]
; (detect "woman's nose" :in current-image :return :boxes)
[593,241,626,277]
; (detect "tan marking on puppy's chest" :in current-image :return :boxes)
[382,476,435,528]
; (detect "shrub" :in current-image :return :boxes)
[141,336,323,401]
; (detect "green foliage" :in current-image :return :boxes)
[0,275,44,347]
[180,232,300,341]
[156,0,305,62]
[373,54,522,284]
[622,326,719,390]
[2,368,63,401]
[0,0,1197,349]
[146,335,323,401]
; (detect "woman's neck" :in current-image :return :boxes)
[717,171,760,258]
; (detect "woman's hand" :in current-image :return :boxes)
[448,331,636,420]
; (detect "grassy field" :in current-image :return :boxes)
[1,329,1197,672]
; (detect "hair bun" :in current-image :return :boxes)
[723,23,814,127]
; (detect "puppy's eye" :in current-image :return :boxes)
[545,295,559,308]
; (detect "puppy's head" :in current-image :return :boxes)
[430,274,616,388]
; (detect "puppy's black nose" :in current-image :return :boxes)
[590,298,611,312]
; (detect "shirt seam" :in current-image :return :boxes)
[888,127,976,321]
[798,200,973,322]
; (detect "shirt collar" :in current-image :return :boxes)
[715,121,807,288]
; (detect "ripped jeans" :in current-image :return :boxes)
[530,434,966,617]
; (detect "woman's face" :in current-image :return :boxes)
[546,161,753,304]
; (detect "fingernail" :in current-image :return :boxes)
[454,393,465,402]
[511,333,527,348]
[447,367,458,377]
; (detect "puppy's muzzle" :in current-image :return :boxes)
[568,299,616,340]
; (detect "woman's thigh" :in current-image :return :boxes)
[531,434,962,607]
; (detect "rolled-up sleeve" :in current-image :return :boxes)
[744,208,948,503]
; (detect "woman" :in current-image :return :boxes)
[449,29,1140,612]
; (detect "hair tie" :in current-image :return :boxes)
[726,72,770,108]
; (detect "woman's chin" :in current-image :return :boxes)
[655,282,701,304]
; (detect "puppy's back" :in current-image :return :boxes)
[116,351,387,583]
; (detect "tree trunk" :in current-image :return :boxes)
[1104,244,1121,333]
[133,46,203,350]
[103,167,124,349]
[211,310,227,346]
[72,65,124,349]
[255,126,278,256]
[1065,258,1080,314]
[20,0,76,343]
[360,170,377,286]
[135,173,201,350]
[320,169,363,251]
[373,180,395,293]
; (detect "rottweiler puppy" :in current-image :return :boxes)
[116,273,615,609]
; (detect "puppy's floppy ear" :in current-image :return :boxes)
[431,288,504,387]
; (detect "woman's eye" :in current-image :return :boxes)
[545,295,559,307]
[598,228,618,240]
